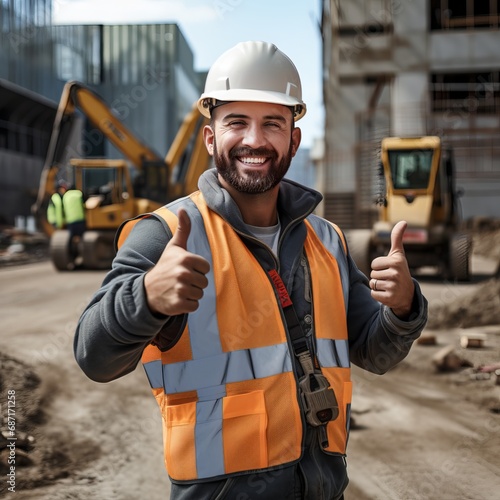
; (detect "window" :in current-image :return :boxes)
[388,150,434,190]
[55,43,84,81]
[430,0,500,30]
[53,26,102,85]
[431,72,500,113]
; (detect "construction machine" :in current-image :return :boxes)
[33,81,210,270]
[347,136,471,281]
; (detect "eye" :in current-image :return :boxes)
[265,121,282,129]
[227,120,246,127]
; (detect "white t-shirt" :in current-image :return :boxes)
[246,219,281,256]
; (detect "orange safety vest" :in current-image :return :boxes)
[117,191,352,482]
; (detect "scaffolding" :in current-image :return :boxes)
[321,0,500,227]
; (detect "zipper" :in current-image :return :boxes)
[276,206,317,268]
[300,254,319,367]
[231,204,316,274]
[301,255,312,303]
[232,227,280,269]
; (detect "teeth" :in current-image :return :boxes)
[240,157,266,164]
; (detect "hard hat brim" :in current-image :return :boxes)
[197,89,306,121]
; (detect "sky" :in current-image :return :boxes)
[52,0,324,148]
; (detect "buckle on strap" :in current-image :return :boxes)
[297,352,339,427]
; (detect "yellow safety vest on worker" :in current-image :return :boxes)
[62,190,85,224]
[47,193,65,228]
[117,191,352,482]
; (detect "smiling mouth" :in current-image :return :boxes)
[239,156,268,165]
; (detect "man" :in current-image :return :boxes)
[62,186,86,259]
[74,41,428,499]
[47,180,67,229]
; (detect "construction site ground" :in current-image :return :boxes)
[0,228,499,499]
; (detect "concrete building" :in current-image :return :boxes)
[287,147,316,189]
[51,23,203,159]
[0,0,59,225]
[0,0,203,226]
[320,0,500,228]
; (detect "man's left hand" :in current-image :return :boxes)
[369,221,415,319]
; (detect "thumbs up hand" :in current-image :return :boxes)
[369,221,415,319]
[144,208,210,316]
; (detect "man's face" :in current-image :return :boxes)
[204,101,301,194]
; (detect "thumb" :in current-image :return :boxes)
[389,220,407,256]
[169,208,191,250]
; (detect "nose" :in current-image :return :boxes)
[241,123,267,148]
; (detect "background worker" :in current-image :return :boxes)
[47,180,67,229]
[62,185,86,259]
[74,41,428,499]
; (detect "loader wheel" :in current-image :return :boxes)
[50,230,74,271]
[448,233,471,282]
[344,229,372,277]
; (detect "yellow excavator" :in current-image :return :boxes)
[33,81,210,270]
[347,136,472,281]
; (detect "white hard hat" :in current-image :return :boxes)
[198,41,306,121]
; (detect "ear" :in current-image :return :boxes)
[291,127,301,157]
[203,125,215,156]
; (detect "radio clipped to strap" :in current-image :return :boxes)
[267,269,339,436]
[298,352,339,426]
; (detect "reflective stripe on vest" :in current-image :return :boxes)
[124,191,352,481]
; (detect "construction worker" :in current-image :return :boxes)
[62,186,85,258]
[74,41,428,499]
[47,180,67,229]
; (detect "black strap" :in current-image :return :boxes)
[268,269,338,436]
[267,269,308,355]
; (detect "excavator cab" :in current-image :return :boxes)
[48,158,165,271]
[389,149,433,190]
[72,158,163,228]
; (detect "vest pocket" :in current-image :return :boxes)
[166,401,197,480]
[223,390,268,474]
[164,391,268,480]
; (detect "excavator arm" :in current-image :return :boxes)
[66,82,168,169]
[167,102,211,197]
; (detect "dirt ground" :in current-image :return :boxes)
[0,227,499,499]
[343,229,500,499]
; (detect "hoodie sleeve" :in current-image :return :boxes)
[73,217,185,383]
[346,255,428,374]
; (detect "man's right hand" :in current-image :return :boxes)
[144,208,210,316]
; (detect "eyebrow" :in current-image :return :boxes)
[221,113,287,123]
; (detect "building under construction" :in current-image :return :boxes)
[320,0,500,229]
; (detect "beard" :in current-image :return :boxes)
[213,140,293,194]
